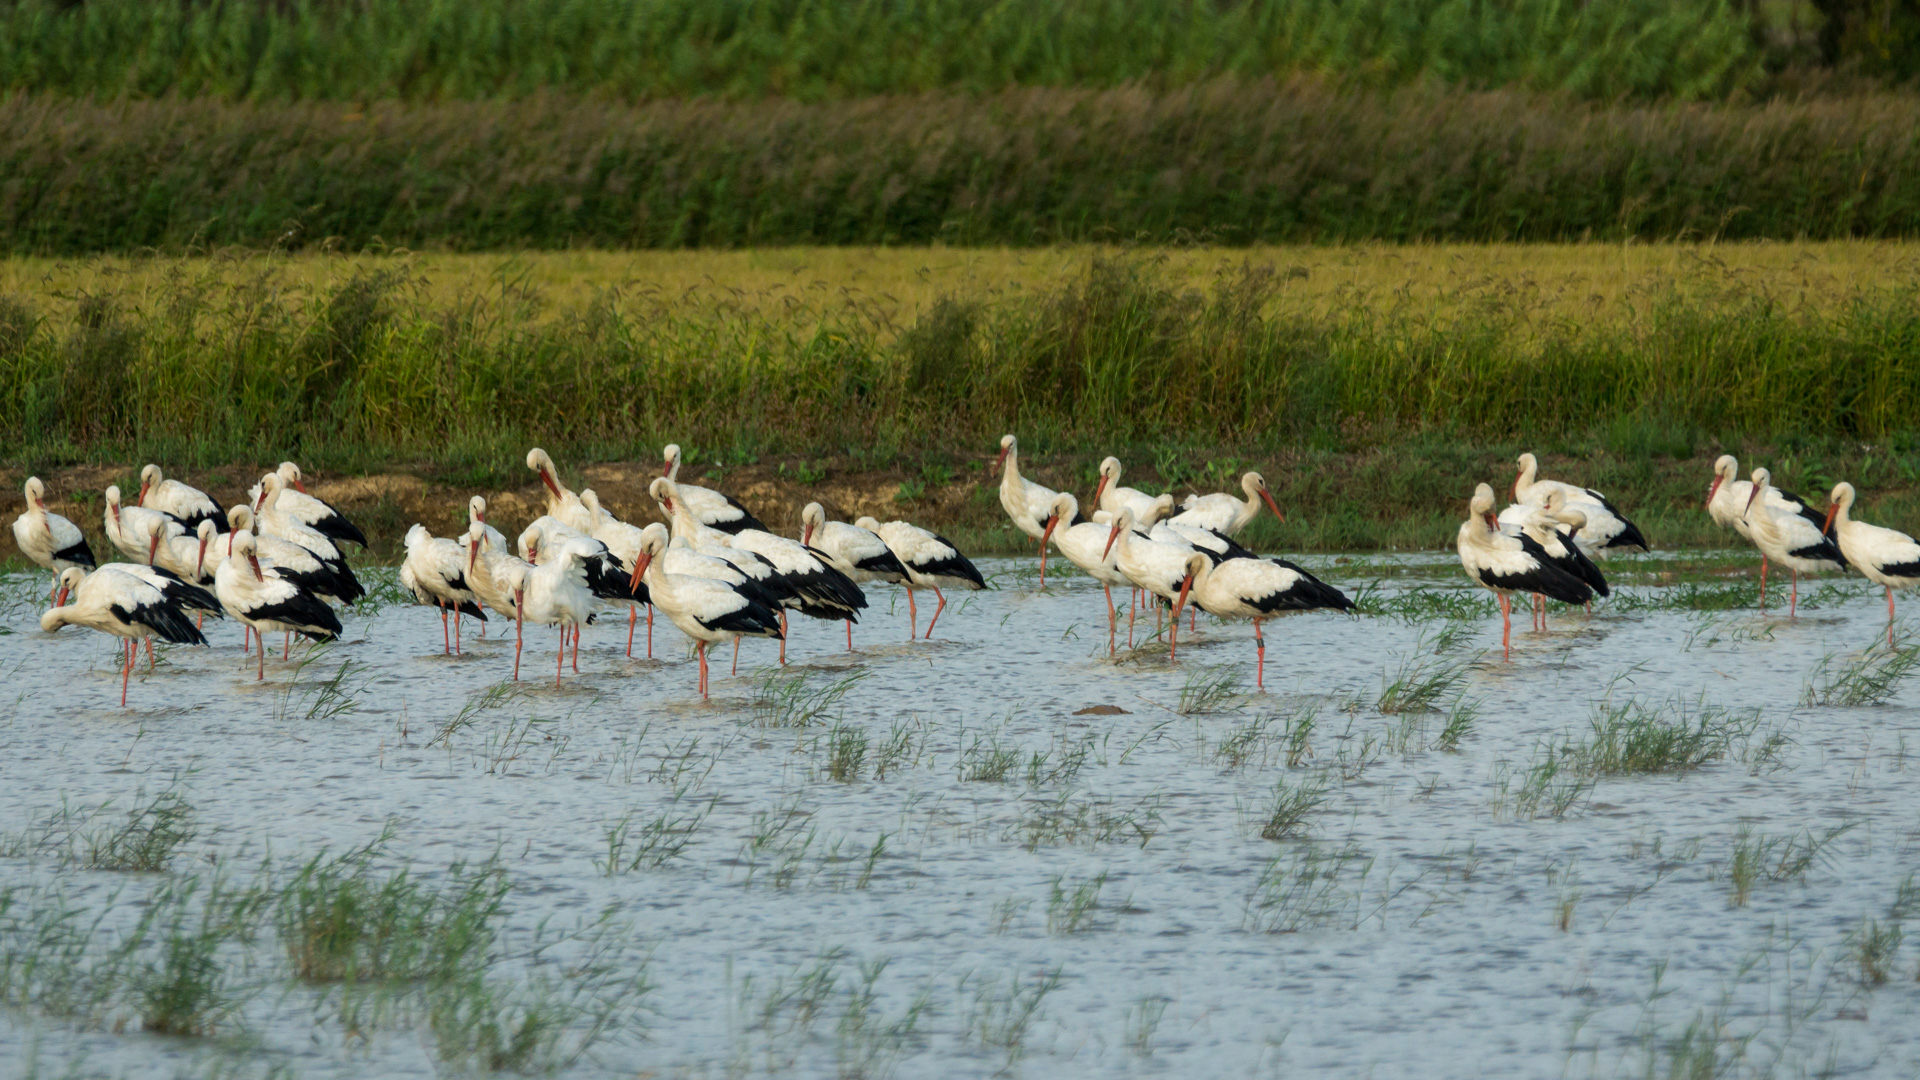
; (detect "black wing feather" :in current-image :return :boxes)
[309,497,369,548]
[698,594,785,638]
[246,588,344,641]
[1553,528,1611,597]
[53,538,96,568]
[1483,535,1594,605]
[707,496,768,535]
[1264,558,1357,611]
[112,601,207,646]
[917,533,987,589]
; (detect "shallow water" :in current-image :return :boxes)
[2,556,1918,1079]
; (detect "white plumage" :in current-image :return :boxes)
[526,447,598,533]
[402,523,486,654]
[1040,493,1134,653]
[254,474,362,603]
[856,516,987,640]
[467,495,509,554]
[138,464,227,532]
[800,503,908,649]
[1182,551,1354,687]
[1168,471,1284,536]
[661,443,766,534]
[995,435,1075,584]
[1458,484,1594,659]
[1094,457,1167,525]
[1827,481,1920,639]
[213,531,343,680]
[1742,468,1846,616]
[12,476,96,600]
[631,527,783,698]
[515,535,607,685]
[1511,453,1648,557]
[104,485,184,563]
[247,462,367,548]
[41,565,213,706]
[1101,506,1203,658]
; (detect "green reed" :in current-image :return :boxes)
[4,82,1920,256]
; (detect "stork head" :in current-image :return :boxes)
[649,477,677,517]
[800,502,826,547]
[580,489,603,520]
[469,495,488,524]
[504,563,530,620]
[1514,452,1538,502]
[50,566,85,611]
[629,526,667,592]
[1826,481,1855,534]
[527,448,563,500]
[662,443,682,479]
[256,472,284,513]
[1470,484,1498,531]
[1142,493,1175,528]
[1102,508,1133,559]
[1042,493,1074,550]
[226,506,253,544]
[517,524,543,565]
[138,464,161,506]
[854,515,882,534]
[993,434,1015,474]
[24,475,44,511]
[145,518,166,565]
[278,461,305,494]
[1245,471,1286,524]
[104,485,122,529]
[1744,468,1771,514]
[233,530,264,581]
[1706,454,1738,509]
[466,522,486,572]
[1175,552,1208,615]
[195,520,215,576]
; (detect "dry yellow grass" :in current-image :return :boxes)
[5,242,1915,335]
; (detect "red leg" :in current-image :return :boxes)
[440,603,450,654]
[1890,586,1897,648]
[1790,570,1799,618]
[453,608,462,655]
[627,606,637,658]
[514,611,523,682]
[243,625,251,655]
[282,630,292,661]
[1169,604,1180,662]
[1128,588,1138,648]
[698,642,710,699]
[907,589,918,640]
[121,639,133,706]
[1039,538,1048,588]
[647,605,654,658]
[1254,618,1265,690]
[556,626,565,687]
[147,637,156,671]
[846,619,854,651]
[257,634,266,680]
[779,610,788,665]
[925,587,948,639]
[1758,559,1768,611]
[1190,604,1197,633]
[1104,584,1116,654]
[572,623,580,672]
[732,637,740,675]
[1500,594,1512,661]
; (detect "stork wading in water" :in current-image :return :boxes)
[137,464,227,533]
[579,489,653,657]
[799,503,908,649]
[1512,453,1648,556]
[463,523,537,677]
[1705,454,1829,583]
[1177,551,1354,689]
[104,485,184,564]
[516,521,645,675]
[660,444,767,534]
[629,528,784,699]
[13,477,96,603]
[1825,482,1920,644]
[248,462,368,548]
[1102,506,1205,661]
[401,524,486,654]
[1167,471,1285,536]
[254,474,364,604]
[214,531,342,679]
[1497,491,1610,626]
[1457,484,1593,660]
[854,516,986,640]
[1093,458,1168,526]
[995,434,1078,585]
[515,534,609,686]
[1040,493,1136,653]
[1742,468,1846,617]
[43,565,213,706]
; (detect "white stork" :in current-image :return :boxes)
[402,523,487,654]
[1743,468,1846,617]
[653,478,864,663]
[1826,482,1920,643]
[460,523,536,679]
[1101,506,1204,660]
[515,535,609,686]
[626,522,779,656]
[143,517,214,584]
[1458,484,1594,659]
[1497,491,1610,626]
[799,502,908,649]
[138,464,227,533]
[1040,493,1135,653]
[579,489,652,657]
[1179,551,1355,688]
[526,447,597,533]
[661,443,767,534]
[42,565,212,706]
[467,495,509,554]
[1512,453,1647,557]
[630,527,784,699]
[1706,454,1828,582]
[854,516,986,640]
[1093,457,1168,525]
[213,531,343,680]
[994,434,1077,583]
[1167,471,1285,536]
[254,475,364,603]
[248,462,367,548]
[12,476,96,602]
[104,485,183,563]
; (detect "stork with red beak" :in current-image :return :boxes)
[629,528,784,699]
[247,462,367,548]
[1102,506,1202,660]
[1039,493,1134,653]
[12,476,96,602]
[1825,481,1920,644]
[137,464,227,533]
[42,565,212,706]
[104,485,185,563]
[1167,471,1286,537]
[995,434,1079,584]
[1457,484,1593,660]
[660,443,767,534]
[213,531,342,681]
[1742,468,1847,616]
[526,447,597,533]
[1093,458,1167,526]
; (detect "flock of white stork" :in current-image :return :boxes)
[12,438,1920,707]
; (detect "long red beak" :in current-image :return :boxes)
[662,496,675,515]
[1103,519,1123,558]
[1091,475,1109,510]
[469,538,481,572]
[54,584,69,608]
[147,532,160,565]
[527,542,539,565]
[1259,488,1286,525]
[1744,486,1760,513]
[628,552,652,594]
[1705,475,1723,511]
[993,446,1009,474]
[660,458,673,478]
[253,489,265,513]
[1174,570,1195,615]
[802,523,813,546]
[294,478,307,494]
[111,505,121,529]
[248,554,263,581]
[540,468,563,500]
[137,480,149,506]
[1823,502,1839,535]
[1483,511,1500,531]
[195,536,208,575]
[1041,513,1059,547]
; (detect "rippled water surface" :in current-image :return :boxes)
[2,556,1918,1079]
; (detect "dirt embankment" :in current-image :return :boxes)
[0,457,1055,563]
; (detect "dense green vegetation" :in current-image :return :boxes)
[3,83,1918,254]
[0,0,1779,103]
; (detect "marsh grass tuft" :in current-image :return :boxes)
[1565,698,1759,775]
[1045,873,1109,935]
[84,789,196,872]
[823,721,870,782]
[1803,630,1920,706]
[1376,649,1472,714]
[1852,919,1903,986]
[599,792,716,875]
[1011,792,1163,851]
[1434,697,1479,752]
[752,669,869,729]
[957,735,1020,783]
[1258,773,1329,841]
[1726,822,1858,906]
[1243,842,1372,934]
[966,968,1061,1065]
[1177,664,1244,715]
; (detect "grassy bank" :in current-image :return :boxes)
[4,245,1920,557]
[0,0,1772,103]
[4,84,1920,253]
